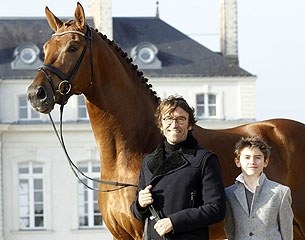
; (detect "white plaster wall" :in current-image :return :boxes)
[1,125,113,240]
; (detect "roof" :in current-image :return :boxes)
[113,17,252,77]
[0,16,253,79]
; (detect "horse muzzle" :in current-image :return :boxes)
[27,82,55,114]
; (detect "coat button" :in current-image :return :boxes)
[249,232,254,236]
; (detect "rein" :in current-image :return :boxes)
[48,105,139,192]
[43,25,139,192]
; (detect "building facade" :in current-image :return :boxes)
[0,0,255,239]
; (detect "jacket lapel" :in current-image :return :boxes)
[234,184,249,215]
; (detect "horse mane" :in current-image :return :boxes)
[92,27,161,104]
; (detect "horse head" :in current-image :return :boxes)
[27,2,92,113]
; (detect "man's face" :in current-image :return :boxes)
[160,106,192,145]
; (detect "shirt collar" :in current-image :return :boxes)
[235,172,266,193]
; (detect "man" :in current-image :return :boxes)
[131,95,226,240]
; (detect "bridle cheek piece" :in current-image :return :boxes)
[38,25,93,104]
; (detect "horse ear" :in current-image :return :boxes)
[74,2,86,29]
[45,6,63,32]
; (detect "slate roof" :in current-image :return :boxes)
[113,17,252,77]
[0,16,253,79]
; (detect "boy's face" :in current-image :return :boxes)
[235,146,268,178]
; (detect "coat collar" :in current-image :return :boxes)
[147,132,198,177]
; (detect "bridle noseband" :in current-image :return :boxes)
[38,25,93,104]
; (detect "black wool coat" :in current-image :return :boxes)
[130,134,226,240]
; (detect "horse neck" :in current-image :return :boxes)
[84,31,161,164]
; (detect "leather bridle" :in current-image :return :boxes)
[40,25,139,192]
[38,25,93,105]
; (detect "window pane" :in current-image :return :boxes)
[94,203,100,213]
[19,95,27,106]
[19,206,29,217]
[84,203,88,213]
[19,108,28,119]
[33,164,43,173]
[208,94,216,104]
[209,106,216,116]
[78,95,88,119]
[19,166,29,174]
[92,165,100,173]
[94,216,103,225]
[197,106,205,117]
[34,192,43,202]
[79,166,88,172]
[79,216,88,226]
[35,216,44,227]
[196,94,204,104]
[19,217,30,229]
[19,180,29,192]
[78,108,87,118]
[35,204,44,214]
[34,179,43,189]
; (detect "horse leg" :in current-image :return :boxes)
[107,221,142,240]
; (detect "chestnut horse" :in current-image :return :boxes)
[27,3,305,239]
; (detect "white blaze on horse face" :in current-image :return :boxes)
[161,106,191,145]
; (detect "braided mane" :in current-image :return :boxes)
[93,28,160,104]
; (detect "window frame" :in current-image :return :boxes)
[77,161,103,229]
[18,94,40,120]
[196,93,218,119]
[18,162,45,230]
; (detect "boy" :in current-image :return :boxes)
[224,135,293,240]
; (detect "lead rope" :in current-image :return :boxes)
[48,104,139,192]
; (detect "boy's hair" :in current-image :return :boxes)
[155,95,197,129]
[234,135,271,160]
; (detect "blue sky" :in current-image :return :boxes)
[1,0,305,123]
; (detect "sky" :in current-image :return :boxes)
[1,0,305,123]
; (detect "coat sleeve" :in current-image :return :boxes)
[279,186,294,240]
[130,158,150,221]
[169,154,226,233]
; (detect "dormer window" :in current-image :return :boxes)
[11,42,42,70]
[138,47,155,64]
[20,47,37,64]
[131,42,161,69]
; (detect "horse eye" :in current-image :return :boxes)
[68,45,78,52]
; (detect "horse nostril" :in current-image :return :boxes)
[37,87,47,100]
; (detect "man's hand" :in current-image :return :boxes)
[138,185,153,208]
[154,217,173,236]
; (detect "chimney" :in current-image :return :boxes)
[220,0,239,65]
[88,0,113,39]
